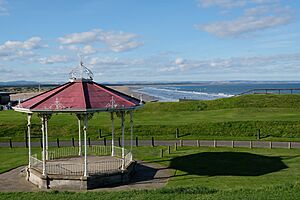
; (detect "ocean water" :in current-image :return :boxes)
[136,83,300,101]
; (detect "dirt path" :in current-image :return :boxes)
[0,162,172,192]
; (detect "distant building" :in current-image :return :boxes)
[0,92,15,105]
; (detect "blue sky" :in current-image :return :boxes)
[0,0,300,82]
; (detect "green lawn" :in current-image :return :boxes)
[0,146,300,199]
[0,184,300,200]
[133,146,300,190]
[1,94,300,141]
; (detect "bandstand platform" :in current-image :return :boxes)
[28,146,135,189]
[13,60,144,190]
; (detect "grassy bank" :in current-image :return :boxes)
[1,184,300,200]
[1,94,300,141]
[1,146,300,189]
[0,146,300,199]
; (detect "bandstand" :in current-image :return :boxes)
[13,61,143,189]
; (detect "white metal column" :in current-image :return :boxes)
[83,114,88,177]
[78,119,82,156]
[130,111,133,151]
[41,115,47,176]
[45,116,49,160]
[27,114,32,168]
[111,112,115,156]
[121,111,125,170]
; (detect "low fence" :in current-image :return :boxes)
[3,137,299,149]
[89,159,123,174]
[30,154,42,169]
[30,145,133,176]
[47,162,83,176]
[49,146,80,160]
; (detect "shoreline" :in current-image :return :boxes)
[110,86,158,102]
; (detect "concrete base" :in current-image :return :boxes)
[26,161,136,190]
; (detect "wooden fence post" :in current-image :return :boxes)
[9,139,12,148]
[160,149,164,158]
[99,129,102,138]
[151,137,155,147]
[57,138,60,148]
[175,128,179,138]
[135,137,138,147]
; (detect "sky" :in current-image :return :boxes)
[0,0,300,83]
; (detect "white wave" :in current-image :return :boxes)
[138,87,234,99]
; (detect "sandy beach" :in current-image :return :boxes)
[110,86,157,102]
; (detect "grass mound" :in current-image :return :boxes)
[1,94,300,140]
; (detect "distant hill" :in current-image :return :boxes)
[1,80,300,87]
[0,80,62,87]
[0,80,39,86]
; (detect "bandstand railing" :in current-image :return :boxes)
[30,154,42,169]
[30,145,133,176]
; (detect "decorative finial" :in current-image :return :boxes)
[69,55,94,82]
[79,54,84,66]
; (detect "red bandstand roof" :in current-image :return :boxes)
[14,80,142,113]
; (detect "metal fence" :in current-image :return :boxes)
[30,154,42,169]
[31,145,133,176]
[49,146,80,160]
[47,162,83,176]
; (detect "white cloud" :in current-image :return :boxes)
[198,15,291,38]
[0,65,13,73]
[82,45,96,55]
[0,37,45,61]
[0,0,9,16]
[39,55,72,65]
[88,57,143,66]
[0,37,44,51]
[2,52,300,82]
[58,29,143,53]
[175,57,185,65]
[59,30,100,45]
[60,44,97,55]
[196,0,293,38]
[158,53,300,74]
[198,0,277,8]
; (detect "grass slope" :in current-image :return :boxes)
[1,94,300,141]
[0,146,299,199]
[1,184,300,200]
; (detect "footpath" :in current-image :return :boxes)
[1,139,299,149]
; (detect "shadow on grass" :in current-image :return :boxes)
[97,162,167,189]
[170,152,288,176]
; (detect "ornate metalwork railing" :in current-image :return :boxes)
[31,145,133,176]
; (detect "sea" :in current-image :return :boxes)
[135,83,300,102]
